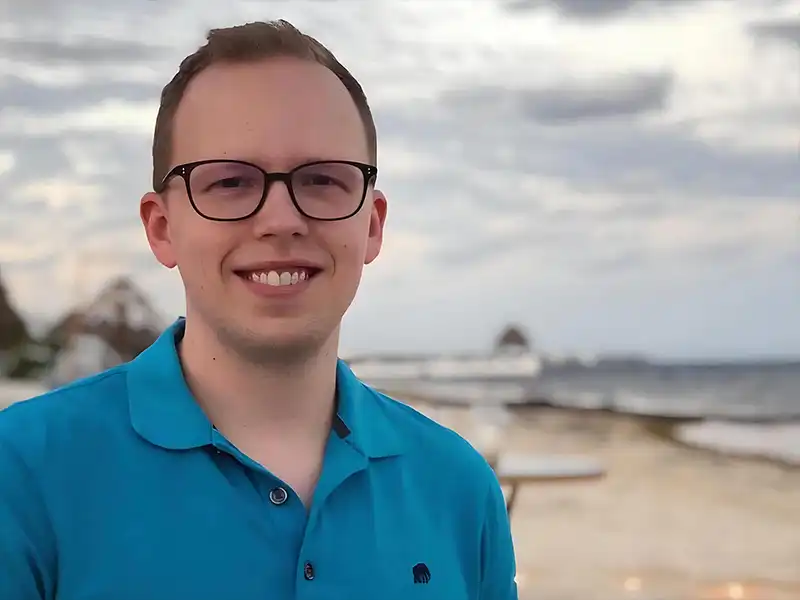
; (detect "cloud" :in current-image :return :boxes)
[380,93,799,204]
[0,150,13,175]
[443,71,673,124]
[0,100,157,137]
[0,129,152,304]
[499,0,727,20]
[749,17,800,46]
[0,0,171,29]
[397,164,796,275]
[0,76,161,114]
[0,35,170,65]
[522,71,673,121]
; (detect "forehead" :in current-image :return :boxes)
[171,57,369,167]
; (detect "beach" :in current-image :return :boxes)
[0,379,47,410]
[404,400,800,600]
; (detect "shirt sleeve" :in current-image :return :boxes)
[478,474,518,600]
[0,435,57,600]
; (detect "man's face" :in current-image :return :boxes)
[140,57,387,358]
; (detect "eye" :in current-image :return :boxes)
[205,175,262,195]
[300,173,340,187]
[191,162,264,194]
[216,177,242,188]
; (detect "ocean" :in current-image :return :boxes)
[536,361,800,420]
[363,360,800,466]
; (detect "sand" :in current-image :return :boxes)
[406,401,800,600]
[0,379,47,410]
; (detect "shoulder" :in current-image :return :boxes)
[363,385,499,497]
[0,368,131,598]
[360,386,513,568]
[0,366,131,471]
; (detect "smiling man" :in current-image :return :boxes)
[0,20,517,600]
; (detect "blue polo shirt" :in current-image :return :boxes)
[0,319,517,599]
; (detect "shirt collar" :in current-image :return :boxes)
[127,318,403,458]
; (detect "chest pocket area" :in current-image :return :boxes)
[377,548,470,600]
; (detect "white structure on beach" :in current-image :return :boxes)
[47,334,124,388]
[349,352,542,382]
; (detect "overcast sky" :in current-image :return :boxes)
[0,0,798,360]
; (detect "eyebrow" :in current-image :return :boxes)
[231,154,368,170]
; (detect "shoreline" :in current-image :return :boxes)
[639,413,800,471]
[516,404,800,471]
[366,375,800,423]
[379,386,800,469]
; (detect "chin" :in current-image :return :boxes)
[222,318,335,364]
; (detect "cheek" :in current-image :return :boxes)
[316,222,368,271]
[172,224,231,280]
[332,235,368,275]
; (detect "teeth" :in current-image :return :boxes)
[249,270,311,287]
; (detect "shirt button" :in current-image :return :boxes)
[303,561,315,581]
[269,487,288,505]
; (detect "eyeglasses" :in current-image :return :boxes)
[157,159,378,222]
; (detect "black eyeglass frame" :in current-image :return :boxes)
[156,159,379,222]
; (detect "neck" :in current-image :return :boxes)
[178,317,340,443]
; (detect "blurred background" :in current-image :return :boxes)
[0,0,798,598]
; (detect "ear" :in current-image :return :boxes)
[140,191,178,269]
[364,189,387,265]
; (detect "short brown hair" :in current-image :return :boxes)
[151,20,377,189]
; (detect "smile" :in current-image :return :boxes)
[242,268,318,287]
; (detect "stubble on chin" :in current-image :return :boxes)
[216,319,336,368]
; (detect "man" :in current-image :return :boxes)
[0,20,517,599]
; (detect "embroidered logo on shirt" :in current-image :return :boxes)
[412,563,431,584]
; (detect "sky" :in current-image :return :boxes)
[0,0,798,360]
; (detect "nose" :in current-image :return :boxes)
[250,179,309,238]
